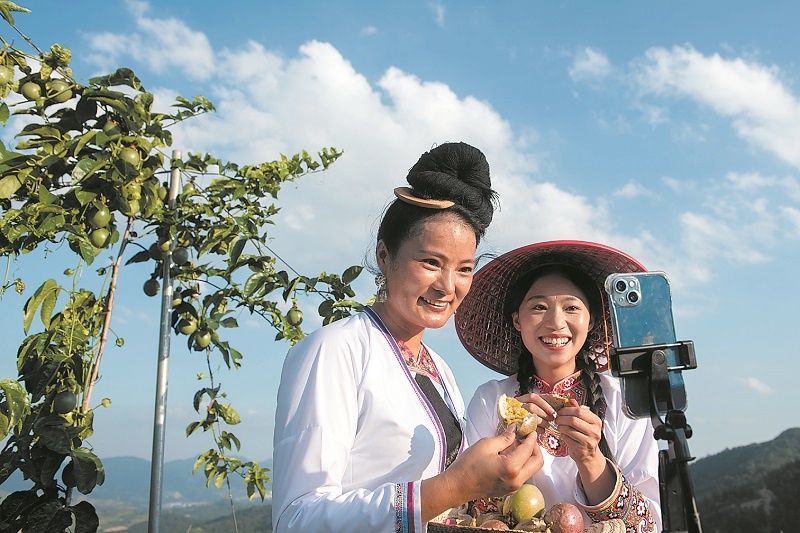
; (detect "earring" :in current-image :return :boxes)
[375,274,388,303]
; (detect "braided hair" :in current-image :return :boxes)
[505,265,614,461]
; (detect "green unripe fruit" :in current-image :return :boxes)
[87,204,111,229]
[103,119,121,136]
[62,461,76,487]
[193,330,211,350]
[46,79,72,103]
[54,391,78,415]
[503,484,546,524]
[21,81,41,100]
[122,180,142,200]
[149,242,163,261]
[119,197,140,217]
[287,306,304,326]
[143,279,160,297]
[0,66,13,87]
[119,146,141,167]
[172,247,190,265]
[89,228,110,248]
[177,318,198,335]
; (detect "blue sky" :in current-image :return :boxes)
[2,0,799,472]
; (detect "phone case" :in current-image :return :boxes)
[605,271,676,349]
[605,271,687,418]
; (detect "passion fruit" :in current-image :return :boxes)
[54,391,78,414]
[287,304,303,326]
[543,502,583,533]
[89,228,110,248]
[503,484,546,525]
[0,65,13,87]
[143,279,160,297]
[497,394,540,438]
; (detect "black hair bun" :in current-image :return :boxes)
[406,142,499,233]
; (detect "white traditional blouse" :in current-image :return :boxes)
[464,372,662,532]
[272,308,465,533]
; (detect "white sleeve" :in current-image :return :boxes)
[271,330,423,533]
[579,377,662,531]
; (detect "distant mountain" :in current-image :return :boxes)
[0,455,273,506]
[688,427,800,533]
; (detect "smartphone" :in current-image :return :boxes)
[605,271,688,418]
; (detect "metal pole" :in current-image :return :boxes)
[148,150,182,533]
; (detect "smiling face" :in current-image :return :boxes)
[512,272,594,382]
[374,213,477,349]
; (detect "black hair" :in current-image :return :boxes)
[376,142,498,256]
[505,264,614,461]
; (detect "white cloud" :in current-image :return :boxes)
[569,47,612,81]
[613,181,651,198]
[635,45,800,169]
[734,376,774,395]
[429,2,445,27]
[78,4,798,301]
[361,26,378,36]
[780,206,800,238]
[726,171,800,202]
[84,0,215,81]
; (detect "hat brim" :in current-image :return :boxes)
[455,240,646,376]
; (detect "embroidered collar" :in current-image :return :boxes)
[395,338,440,383]
[532,370,583,401]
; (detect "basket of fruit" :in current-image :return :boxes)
[427,483,625,532]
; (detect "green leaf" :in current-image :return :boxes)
[0,102,8,125]
[229,238,246,265]
[22,279,59,334]
[33,416,72,454]
[0,173,25,199]
[219,317,238,328]
[0,379,29,438]
[88,68,143,91]
[185,421,202,437]
[71,448,105,494]
[72,157,106,183]
[71,501,99,533]
[39,284,58,330]
[73,189,97,206]
[74,130,96,157]
[216,403,241,425]
[342,265,363,285]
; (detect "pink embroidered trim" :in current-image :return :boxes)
[396,339,440,383]
[581,463,656,532]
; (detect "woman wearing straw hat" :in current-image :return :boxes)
[272,143,543,533]
[456,241,661,532]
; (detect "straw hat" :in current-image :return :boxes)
[455,240,646,376]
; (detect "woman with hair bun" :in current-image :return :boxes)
[272,143,543,533]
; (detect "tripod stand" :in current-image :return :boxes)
[610,341,703,533]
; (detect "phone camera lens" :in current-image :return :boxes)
[615,279,628,292]
[627,290,640,304]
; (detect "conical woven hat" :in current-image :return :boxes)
[455,240,646,375]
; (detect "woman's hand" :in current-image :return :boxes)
[515,393,557,431]
[456,427,544,498]
[421,427,543,522]
[554,399,615,504]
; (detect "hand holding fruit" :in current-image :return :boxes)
[446,428,543,502]
[552,399,605,466]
